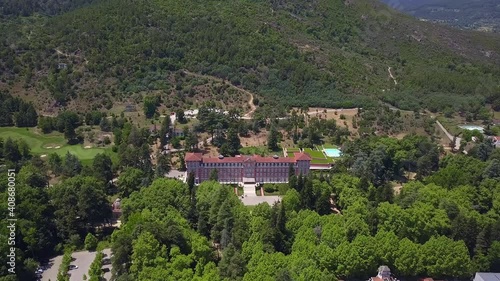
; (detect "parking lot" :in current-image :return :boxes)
[41,248,112,281]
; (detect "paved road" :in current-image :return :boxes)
[69,251,97,281]
[41,249,112,281]
[241,195,281,206]
[41,255,63,281]
[240,183,281,205]
[166,169,186,182]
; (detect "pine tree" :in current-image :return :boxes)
[47,153,62,175]
[3,137,20,163]
[301,175,314,209]
[159,115,171,147]
[64,119,76,143]
[179,153,186,171]
[227,128,241,156]
[62,152,82,177]
[99,117,111,132]
[187,172,195,193]
[155,153,171,177]
[267,125,279,151]
[296,173,304,193]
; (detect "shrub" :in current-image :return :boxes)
[84,233,98,251]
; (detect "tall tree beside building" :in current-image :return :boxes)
[184,130,199,152]
[155,153,171,178]
[176,109,186,124]
[268,126,279,151]
[159,115,171,147]
[226,128,241,156]
[179,153,186,171]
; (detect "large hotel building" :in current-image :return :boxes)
[185,152,312,184]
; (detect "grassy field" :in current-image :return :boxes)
[0,127,116,164]
[286,147,301,152]
[303,147,334,164]
[239,146,282,157]
[322,144,338,149]
[303,148,325,159]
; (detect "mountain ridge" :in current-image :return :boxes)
[0,0,499,112]
[381,0,500,32]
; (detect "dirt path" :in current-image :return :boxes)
[388,67,398,85]
[436,120,461,150]
[244,93,257,118]
[182,70,257,118]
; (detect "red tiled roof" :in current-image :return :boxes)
[253,155,296,163]
[185,152,203,161]
[294,152,312,161]
[186,153,311,163]
[203,156,247,163]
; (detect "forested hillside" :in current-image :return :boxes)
[1,0,500,112]
[0,0,95,16]
[3,132,500,280]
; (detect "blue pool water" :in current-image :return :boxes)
[458,125,484,132]
[324,148,342,158]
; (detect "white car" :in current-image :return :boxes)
[68,265,78,270]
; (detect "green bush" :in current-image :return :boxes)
[84,233,98,251]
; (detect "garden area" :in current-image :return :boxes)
[303,147,335,164]
[286,147,300,158]
[239,146,283,157]
[262,183,289,196]
[284,145,337,164]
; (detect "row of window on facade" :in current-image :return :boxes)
[201,162,294,167]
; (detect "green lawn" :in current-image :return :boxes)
[322,144,338,149]
[0,127,116,164]
[302,147,334,164]
[286,147,301,152]
[287,152,295,158]
[239,146,282,156]
[303,148,325,159]
[311,158,334,164]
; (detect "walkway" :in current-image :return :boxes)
[239,183,281,206]
[435,120,461,150]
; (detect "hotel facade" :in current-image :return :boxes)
[185,152,312,184]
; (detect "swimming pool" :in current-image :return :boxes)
[458,125,484,132]
[324,148,342,158]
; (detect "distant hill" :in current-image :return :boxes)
[0,0,95,16]
[382,0,500,32]
[0,0,499,113]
